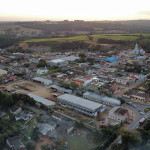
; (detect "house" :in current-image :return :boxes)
[57,120,74,135]
[38,123,55,136]
[116,77,130,85]
[10,106,22,115]
[131,93,148,102]
[6,136,25,150]
[0,111,9,120]
[72,75,93,86]
[15,110,33,121]
[108,106,129,122]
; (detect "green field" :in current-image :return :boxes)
[68,136,95,150]
[93,27,103,31]
[24,33,150,43]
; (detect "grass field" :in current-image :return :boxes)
[24,33,150,43]
[68,136,95,150]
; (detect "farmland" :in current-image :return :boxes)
[23,33,150,43]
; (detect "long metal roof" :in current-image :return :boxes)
[33,77,52,84]
[84,92,121,105]
[28,93,55,106]
[58,94,102,111]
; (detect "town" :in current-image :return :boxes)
[1,26,150,150]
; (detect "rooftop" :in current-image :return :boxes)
[28,93,55,106]
[0,69,6,72]
[58,94,102,111]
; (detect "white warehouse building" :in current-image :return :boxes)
[57,94,106,117]
[83,92,121,106]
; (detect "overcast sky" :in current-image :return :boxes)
[0,0,150,21]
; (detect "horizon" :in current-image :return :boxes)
[0,0,150,21]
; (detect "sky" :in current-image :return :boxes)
[0,0,150,21]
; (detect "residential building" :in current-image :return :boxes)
[131,93,148,102]
[10,106,22,115]
[116,77,130,85]
[0,111,9,119]
[15,110,33,121]
[108,106,129,122]
[38,123,55,136]
[6,136,25,150]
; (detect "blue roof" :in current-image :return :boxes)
[105,57,118,63]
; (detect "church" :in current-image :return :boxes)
[133,43,145,55]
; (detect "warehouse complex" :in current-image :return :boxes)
[57,94,106,117]
[83,92,121,106]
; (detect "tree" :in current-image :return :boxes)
[31,127,40,141]
[37,59,47,68]
[26,141,35,150]
[121,130,142,149]
[78,53,86,58]
[111,143,120,150]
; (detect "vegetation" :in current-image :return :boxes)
[0,118,23,149]
[0,91,35,109]
[144,108,150,113]
[37,59,47,68]
[24,34,142,43]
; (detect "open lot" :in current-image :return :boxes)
[0,80,56,101]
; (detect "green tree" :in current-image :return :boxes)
[121,130,142,149]
[26,141,35,150]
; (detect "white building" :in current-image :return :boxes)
[57,94,106,117]
[83,92,121,106]
[108,106,129,122]
[48,59,67,66]
[116,77,130,85]
[133,43,145,55]
[28,93,55,108]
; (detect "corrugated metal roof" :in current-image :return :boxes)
[83,92,120,105]
[28,93,55,106]
[58,94,102,111]
[33,77,52,85]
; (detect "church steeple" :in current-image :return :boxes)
[135,43,138,50]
